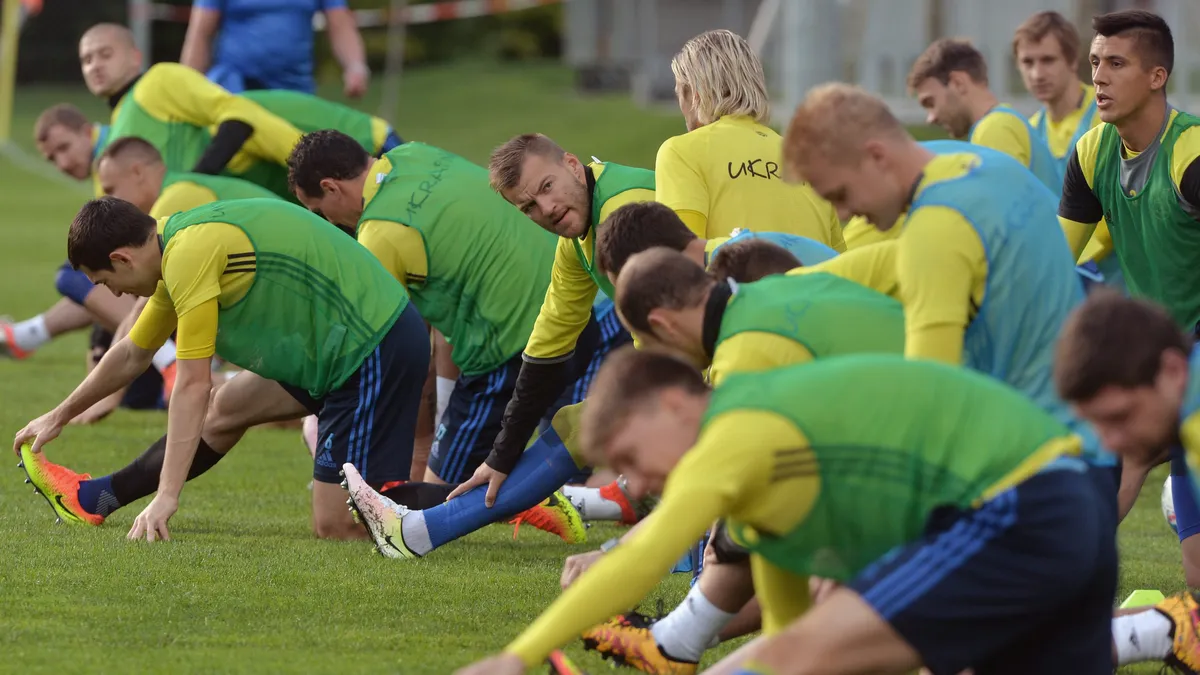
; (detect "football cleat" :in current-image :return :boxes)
[582,611,698,675]
[1157,591,1200,673]
[547,650,589,674]
[0,317,32,360]
[341,463,419,559]
[600,479,645,526]
[510,490,587,544]
[18,445,104,526]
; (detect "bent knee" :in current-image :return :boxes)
[312,515,369,541]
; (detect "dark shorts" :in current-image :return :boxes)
[849,459,1118,675]
[89,325,164,410]
[279,303,429,485]
[377,128,405,156]
[427,299,632,483]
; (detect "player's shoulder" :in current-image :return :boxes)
[141,62,195,87]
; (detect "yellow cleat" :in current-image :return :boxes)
[581,612,698,675]
[19,445,104,526]
[341,463,419,560]
[510,490,587,544]
[1157,591,1200,673]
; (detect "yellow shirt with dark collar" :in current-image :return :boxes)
[149,180,229,220]
[354,157,429,288]
[522,163,654,362]
[115,63,303,175]
[128,219,256,361]
[654,115,845,251]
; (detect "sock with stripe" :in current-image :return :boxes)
[417,426,579,550]
[78,436,227,516]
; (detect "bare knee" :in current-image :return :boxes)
[311,480,369,541]
[312,517,368,541]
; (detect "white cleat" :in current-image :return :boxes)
[341,463,418,560]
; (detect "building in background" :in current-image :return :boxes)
[566,0,1199,125]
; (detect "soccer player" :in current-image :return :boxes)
[576,246,904,673]
[180,0,368,97]
[287,130,619,543]
[1013,10,1122,292]
[1055,291,1200,672]
[780,83,1119,485]
[437,133,649,503]
[593,201,836,287]
[80,23,303,197]
[454,349,1118,675]
[97,136,281,219]
[34,103,108,187]
[655,29,845,250]
[1058,10,1200,334]
[908,37,1062,191]
[15,197,428,541]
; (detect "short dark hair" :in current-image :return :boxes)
[1092,10,1174,76]
[708,238,801,283]
[98,136,163,166]
[580,344,708,463]
[615,247,713,335]
[34,103,89,143]
[68,197,158,271]
[1055,289,1191,402]
[287,130,371,198]
[595,202,698,277]
[907,38,989,91]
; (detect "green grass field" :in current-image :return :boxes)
[0,61,1185,674]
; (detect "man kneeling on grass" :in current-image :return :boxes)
[14,197,428,541]
[457,347,1117,675]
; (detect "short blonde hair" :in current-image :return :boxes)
[671,30,770,126]
[487,133,565,194]
[783,83,907,177]
[907,38,989,92]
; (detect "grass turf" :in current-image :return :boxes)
[0,61,1184,674]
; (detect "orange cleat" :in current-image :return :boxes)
[0,318,33,360]
[510,490,587,544]
[18,445,104,526]
[582,611,698,675]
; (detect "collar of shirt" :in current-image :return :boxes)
[581,164,598,240]
[108,72,143,109]
[700,279,737,360]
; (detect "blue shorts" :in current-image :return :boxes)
[89,325,164,410]
[850,460,1118,675]
[377,128,405,156]
[280,303,429,485]
[427,300,632,483]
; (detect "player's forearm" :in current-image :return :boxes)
[54,338,154,422]
[505,504,712,666]
[1058,217,1098,262]
[487,359,575,474]
[157,362,213,498]
[192,121,254,175]
[327,10,367,74]
[904,322,965,365]
[179,32,212,72]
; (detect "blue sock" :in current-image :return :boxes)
[422,427,579,549]
[1171,454,1200,541]
[76,474,120,517]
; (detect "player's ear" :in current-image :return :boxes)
[1149,65,1169,93]
[1157,348,1190,399]
[109,249,134,268]
[947,71,972,94]
[318,177,339,197]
